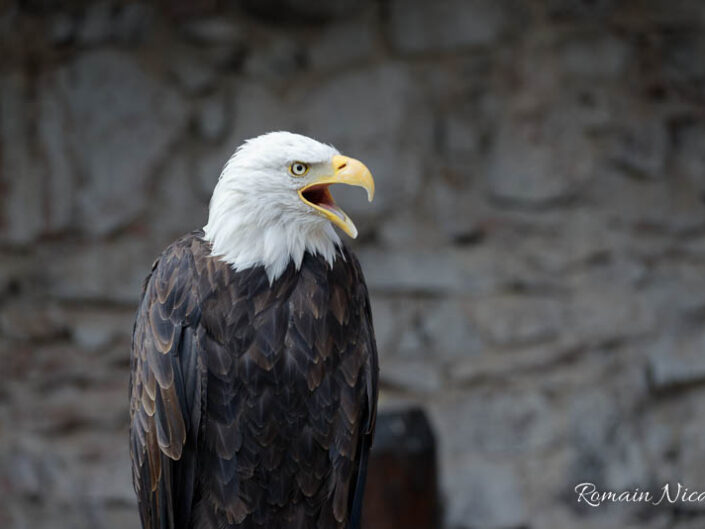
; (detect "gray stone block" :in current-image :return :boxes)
[388,0,513,54]
[648,330,705,392]
[51,51,189,235]
[240,0,364,22]
[0,72,44,245]
[180,17,244,46]
[487,112,594,206]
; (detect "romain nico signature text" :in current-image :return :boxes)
[575,482,705,507]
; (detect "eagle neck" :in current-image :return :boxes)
[203,206,342,284]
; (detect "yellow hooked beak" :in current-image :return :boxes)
[298,155,375,239]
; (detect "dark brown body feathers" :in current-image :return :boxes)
[129,231,378,529]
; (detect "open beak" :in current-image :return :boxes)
[298,155,375,238]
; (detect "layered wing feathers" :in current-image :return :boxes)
[130,236,204,529]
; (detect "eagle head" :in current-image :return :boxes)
[203,132,375,281]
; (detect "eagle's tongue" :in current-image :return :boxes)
[318,203,345,221]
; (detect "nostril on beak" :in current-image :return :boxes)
[336,162,347,171]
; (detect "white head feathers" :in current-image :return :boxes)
[203,132,343,282]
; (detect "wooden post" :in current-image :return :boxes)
[363,407,440,529]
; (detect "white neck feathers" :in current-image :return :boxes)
[202,178,342,283]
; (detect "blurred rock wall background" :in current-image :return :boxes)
[2,1,705,528]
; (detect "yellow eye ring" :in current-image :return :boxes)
[289,162,309,177]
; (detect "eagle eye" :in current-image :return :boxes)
[289,162,309,177]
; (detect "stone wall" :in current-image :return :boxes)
[2,1,705,528]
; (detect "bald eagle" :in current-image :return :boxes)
[129,132,379,529]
